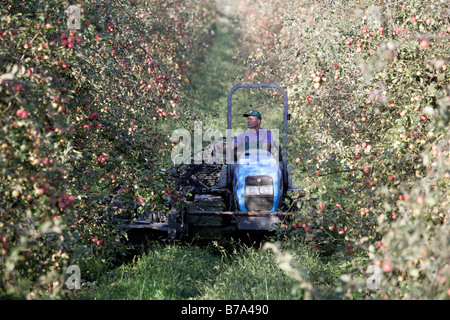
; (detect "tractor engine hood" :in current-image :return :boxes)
[233,149,283,212]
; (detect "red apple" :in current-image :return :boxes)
[419,39,429,48]
[382,263,392,272]
[88,112,99,120]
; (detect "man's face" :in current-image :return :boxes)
[246,115,261,129]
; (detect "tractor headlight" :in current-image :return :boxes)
[259,185,273,195]
[245,186,260,195]
[244,186,273,195]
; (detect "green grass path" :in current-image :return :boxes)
[79,240,345,300]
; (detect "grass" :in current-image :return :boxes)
[79,243,223,300]
[78,238,348,300]
[196,240,343,300]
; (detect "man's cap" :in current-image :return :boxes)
[243,110,261,120]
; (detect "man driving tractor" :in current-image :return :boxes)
[222,109,272,156]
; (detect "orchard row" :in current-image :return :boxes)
[0,0,217,298]
[230,0,449,299]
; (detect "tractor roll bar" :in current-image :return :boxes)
[226,83,289,188]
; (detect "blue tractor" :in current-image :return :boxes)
[124,84,300,241]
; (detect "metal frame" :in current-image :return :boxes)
[226,83,289,189]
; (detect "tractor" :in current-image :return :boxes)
[123,84,301,242]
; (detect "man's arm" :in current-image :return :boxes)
[263,129,272,152]
[222,132,242,154]
[263,142,271,151]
